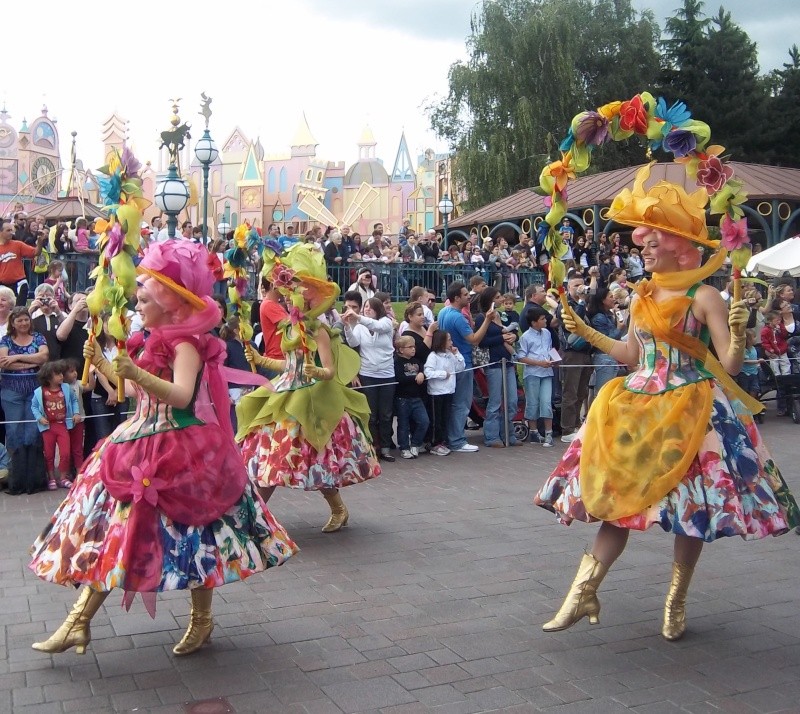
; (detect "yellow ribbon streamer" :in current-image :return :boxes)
[634,248,764,414]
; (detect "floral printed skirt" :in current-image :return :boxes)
[535,383,799,542]
[241,413,380,491]
[29,433,298,592]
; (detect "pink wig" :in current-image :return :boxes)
[137,240,217,324]
[631,226,702,270]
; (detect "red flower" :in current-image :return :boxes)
[273,266,297,288]
[618,95,648,134]
[696,156,733,195]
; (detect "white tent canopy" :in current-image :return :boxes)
[746,236,800,278]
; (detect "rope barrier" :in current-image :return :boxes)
[0,410,135,426]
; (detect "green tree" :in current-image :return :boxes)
[765,45,800,166]
[658,2,768,163]
[576,0,662,170]
[659,0,710,104]
[428,0,660,210]
[693,8,767,162]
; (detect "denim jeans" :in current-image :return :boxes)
[592,353,620,396]
[483,366,518,445]
[74,255,93,292]
[1,386,39,451]
[523,374,553,420]
[395,397,430,449]
[447,369,474,450]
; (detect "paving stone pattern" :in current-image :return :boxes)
[2,416,800,713]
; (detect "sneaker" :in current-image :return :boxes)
[59,479,72,489]
[560,431,578,444]
[401,449,414,459]
[380,449,396,463]
[452,443,479,453]
[465,419,481,430]
[431,444,450,456]
[47,479,58,491]
[542,434,554,447]
[528,431,541,444]
[410,446,419,458]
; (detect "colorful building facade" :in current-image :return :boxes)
[0,106,64,214]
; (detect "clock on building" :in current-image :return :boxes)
[0,125,15,149]
[31,156,57,195]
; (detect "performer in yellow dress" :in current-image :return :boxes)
[534,93,798,641]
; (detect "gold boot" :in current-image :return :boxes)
[32,587,109,655]
[173,588,214,656]
[321,491,349,533]
[662,562,694,641]
[543,553,609,632]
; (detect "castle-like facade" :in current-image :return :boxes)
[181,115,448,236]
[0,106,64,211]
[2,106,455,237]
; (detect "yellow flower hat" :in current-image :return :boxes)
[608,162,720,249]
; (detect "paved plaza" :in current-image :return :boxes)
[2,416,800,714]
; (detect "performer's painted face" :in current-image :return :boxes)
[136,287,167,329]
[639,230,677,273]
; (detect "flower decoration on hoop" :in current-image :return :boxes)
[82,144,152,397]
[222,222,263,368]
[260,241,338,357]
[538,90,751,301]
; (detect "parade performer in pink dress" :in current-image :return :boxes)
[534,93,798,641]
[29,241,297,657]
[237,241,380,533]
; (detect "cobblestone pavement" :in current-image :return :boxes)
[2,414,800,714]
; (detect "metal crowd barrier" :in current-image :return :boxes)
[23,255,730,303]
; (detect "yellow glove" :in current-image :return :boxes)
[113,352,173,402]
[303,361,333,381]
[561,303,615,354]
[244,343,285,372]
[728,300,748,358]
[83,339,116,382]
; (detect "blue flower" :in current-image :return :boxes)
[662,129,697,158]
[655,98,692,136]
[536,221,550,246]
[559,129,575,152]
[263,239,282,256]
[98,171,122,207]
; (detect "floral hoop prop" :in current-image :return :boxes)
[260,242,338,362]
[538,91,751,304]
[224,222,263,371]
[83,146,151,398]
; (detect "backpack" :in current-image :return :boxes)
[33,247,50,274]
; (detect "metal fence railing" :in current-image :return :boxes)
[22,254,731,304]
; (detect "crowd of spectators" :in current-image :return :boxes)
[1,202,797,490]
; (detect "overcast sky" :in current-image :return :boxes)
[2,0,797,178]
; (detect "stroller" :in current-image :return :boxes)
[470,366,531,442]
[759,359,800,423]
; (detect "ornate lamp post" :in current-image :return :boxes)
[438,194,454,248]
[194,94,218,245]
[155,101,191,238]
[217,220,231,240]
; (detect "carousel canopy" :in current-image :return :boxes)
[37,197,105,221]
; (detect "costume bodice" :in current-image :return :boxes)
[271,350,319,393]
[111,366,202,443]
[625,286,714,395]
